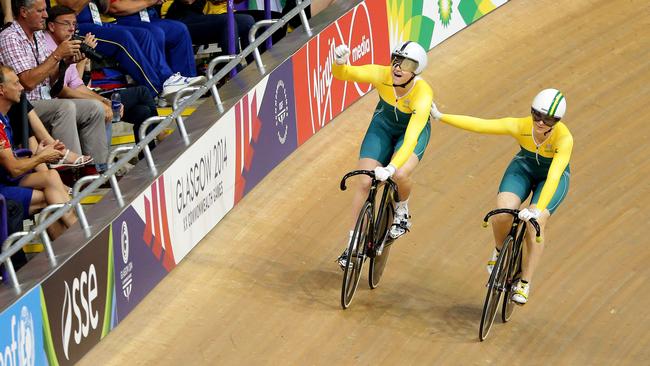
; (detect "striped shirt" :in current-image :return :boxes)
[0,22,52,101]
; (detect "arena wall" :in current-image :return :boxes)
[0,1,508,364]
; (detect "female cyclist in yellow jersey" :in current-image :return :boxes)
[332,41,434,269]
[430,89,573,304]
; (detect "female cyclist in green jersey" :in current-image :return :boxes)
[332,41,434,269]
[430,89,573,304]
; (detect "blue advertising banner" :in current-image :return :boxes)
[234,60,297,201]
[0,286,47,366]
[112,205,170,324]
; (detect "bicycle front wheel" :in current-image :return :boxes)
[369,193,394,289]
[502,226,526,322]
[479,235,512,341]
[341,202,372,309]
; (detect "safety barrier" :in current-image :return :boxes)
[0,1,508,364]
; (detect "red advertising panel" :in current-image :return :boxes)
[292,1,390,145]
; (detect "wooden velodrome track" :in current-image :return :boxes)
[79,0,649,364]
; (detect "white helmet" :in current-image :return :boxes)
[532,88,566,119]
[391,41,428,74]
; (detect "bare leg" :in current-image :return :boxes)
[29,190,66,238]
[20,170,77,228]
[520,204,549,282]
[349,158,381,228]
[391,153,420,201]
[491,192,522,249]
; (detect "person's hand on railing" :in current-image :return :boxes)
[334,44,350,65]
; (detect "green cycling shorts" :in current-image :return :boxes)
[359,99,431,166]
[498,149,570,214]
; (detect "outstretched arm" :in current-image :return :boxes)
[439,114,520,136]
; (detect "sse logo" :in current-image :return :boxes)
[60,264,99,360]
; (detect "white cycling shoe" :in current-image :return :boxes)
[389,207,411,239]
[511,280,530,305]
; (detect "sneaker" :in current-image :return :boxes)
[161,73,206,97]
[511,280,529,305]
[486,248,499,274]
[389,207,411,239]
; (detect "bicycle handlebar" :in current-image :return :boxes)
[340,170,399,200]
[481,208,543,243]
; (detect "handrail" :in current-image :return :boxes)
[207,55,237,113]
[73,175,102,238]
[1,231,30,293]
[249,19,281,75]
[0,0,314,294]
[172,86,201,146]
[107,146,134,208]
[35,203,63,267]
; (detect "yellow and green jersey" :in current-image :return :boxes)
[440,114,573,212]
[332,63,434,168]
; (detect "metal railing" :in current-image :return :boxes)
[0,0,313,294]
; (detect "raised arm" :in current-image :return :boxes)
[331,63,387,86]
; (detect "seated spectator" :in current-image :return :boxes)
[108,0,197,76]
[163,0,255,55]
[45,6,159,150]
[0,0,108,171]
[55,0,205,100]
[7,93,93,168]
[0,64,77,239]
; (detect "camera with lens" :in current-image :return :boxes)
[71,34,104,62]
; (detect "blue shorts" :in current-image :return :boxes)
[0,184,32,218]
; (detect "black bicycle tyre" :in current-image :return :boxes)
[368,193,395,290]
[502,226,526,322]
[341,202,372,309]
[479,235,512,341]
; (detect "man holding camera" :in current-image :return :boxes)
[0,0,108,169]
[45,5,160,153]
[44,6,119,124]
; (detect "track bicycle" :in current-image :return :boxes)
[339,170,400,309]
[478,208,541,341]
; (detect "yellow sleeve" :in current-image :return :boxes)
[331,63,388,86]
[536,134,573,212]
[389,89,434,168]
[440,114,520,136]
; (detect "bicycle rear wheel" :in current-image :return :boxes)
[502,227,526,322]
[341,202,372,309]
[479,235,512,341]
[369,191,394,289]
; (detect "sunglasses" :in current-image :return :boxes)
[391,55,418,74]
[531,108,560,127]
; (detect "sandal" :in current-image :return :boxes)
[49,149,94,169]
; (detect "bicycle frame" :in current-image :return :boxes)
[479,208,541,340]
[339,170,400,308]
[340,170,399,257]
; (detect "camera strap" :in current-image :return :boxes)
[50,61,68,97]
